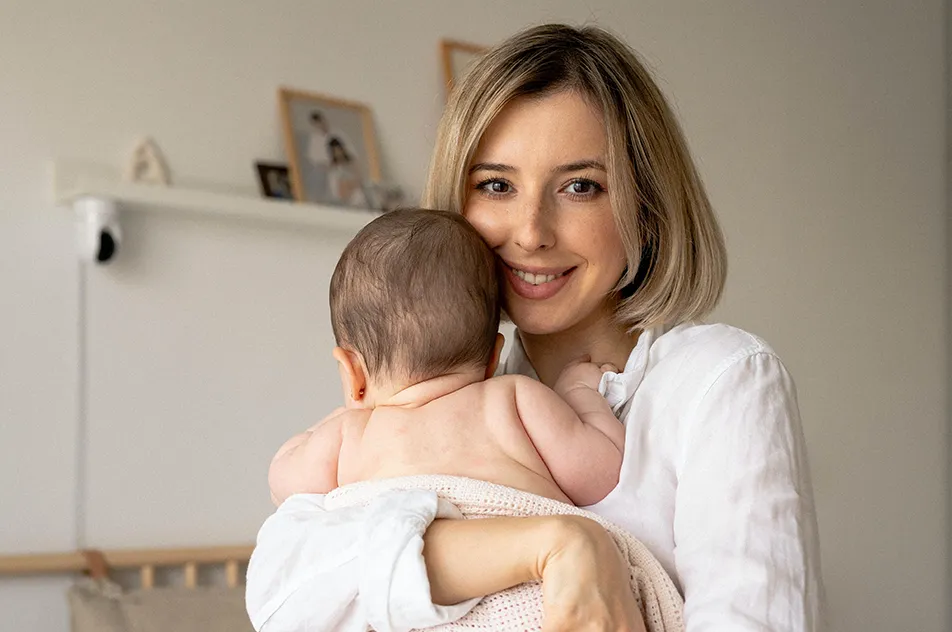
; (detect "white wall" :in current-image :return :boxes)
[946,2,952,629]
[0,2,946,631]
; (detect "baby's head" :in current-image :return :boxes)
[330,208,501,404]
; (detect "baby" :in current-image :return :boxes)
[268,208,624,508]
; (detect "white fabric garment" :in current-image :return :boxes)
[246,490,479,632]
[502,322,825,631]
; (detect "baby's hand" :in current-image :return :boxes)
[554,356,618,396]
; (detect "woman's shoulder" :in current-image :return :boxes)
[631,322,792,405]
[632,323,803,454]
[648,321,779,370]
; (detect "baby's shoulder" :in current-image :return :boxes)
[479,373,539,397]
[338,407,373,432]
[445,375,543,409]
[480,375,563,415]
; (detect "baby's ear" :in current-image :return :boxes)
[485,333,506,379]
[332,347,368,407]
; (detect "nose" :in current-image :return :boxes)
[513,197,555,252]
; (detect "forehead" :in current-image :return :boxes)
[472,90,607,166]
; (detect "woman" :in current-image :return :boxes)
[416,23,823,631]
[249,23,823,632]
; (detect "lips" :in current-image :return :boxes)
[502,261,575,300]
[510,268,569,285]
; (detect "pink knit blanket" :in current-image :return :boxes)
[326,475,685,632]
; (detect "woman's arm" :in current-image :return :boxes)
[248,492,645,632]
[674,352,824,631]
[425,515,646,632]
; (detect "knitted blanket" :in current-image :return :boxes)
[325,475,685,632]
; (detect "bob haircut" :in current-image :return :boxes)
[422,24,727,330]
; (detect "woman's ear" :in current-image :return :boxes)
[332,347,368,407]
[485,333,506,379]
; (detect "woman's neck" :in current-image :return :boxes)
[518,308,640,388]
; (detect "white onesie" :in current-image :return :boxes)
[246,489,477,632]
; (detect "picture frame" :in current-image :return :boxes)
[254,162,293,200]
[278,87,380,208]
[440,39,486,99]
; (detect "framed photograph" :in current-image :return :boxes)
[254,162,293,200]
[440,39,486,98]
[278,88,380,208]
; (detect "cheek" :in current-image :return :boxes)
[586,214,628,275]
[605,229,628,267]
[462,200,505,248]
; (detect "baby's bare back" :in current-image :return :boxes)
[337,376,570,503]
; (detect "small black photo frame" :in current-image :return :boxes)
[255,162,293,200]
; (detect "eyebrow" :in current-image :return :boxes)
[468,159,607,174]
[553,159,606,174]
[468,162,514,174]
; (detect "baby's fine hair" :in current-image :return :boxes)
[330,208,500,383]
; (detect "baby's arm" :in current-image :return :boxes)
[268,407,354,505]
[552,359,625,453]
[514,363,624,506]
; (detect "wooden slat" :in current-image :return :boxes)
[225,560,239,588]
[140,564,155,589]
[183,562,197,588]
[0,545,254,577]
[0,552,86,575]
[105,545,254,568]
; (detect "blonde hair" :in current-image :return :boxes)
[330,208,500,383]
[423,24,726,330]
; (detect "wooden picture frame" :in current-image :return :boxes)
[278,87,380,208]
[440,39,486,99]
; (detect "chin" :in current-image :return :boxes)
[505,291,617,338]
[504,304,575,336]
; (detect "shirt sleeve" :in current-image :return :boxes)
[673,351,825,631]
[245,490,479,632]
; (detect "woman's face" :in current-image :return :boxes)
[463,91,628,336]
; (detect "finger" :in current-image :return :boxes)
[599,363,619,373]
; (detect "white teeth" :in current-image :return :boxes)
[512,268,564,285]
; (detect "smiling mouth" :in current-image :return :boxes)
[506,263,575,286]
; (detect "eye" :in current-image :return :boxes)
[568,181,594,194]
[475,178,513,196]
[563,178,606,199]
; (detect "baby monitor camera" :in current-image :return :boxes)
[74,197,121,264]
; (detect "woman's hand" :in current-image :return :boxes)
[538,515,646,632]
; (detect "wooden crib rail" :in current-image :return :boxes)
[0,545,253,588]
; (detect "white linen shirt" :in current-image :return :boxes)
[502,322,825,631]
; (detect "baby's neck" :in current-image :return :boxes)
[372,369,485,409]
